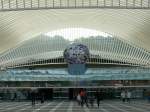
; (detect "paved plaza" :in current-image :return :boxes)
[0,100,150,112]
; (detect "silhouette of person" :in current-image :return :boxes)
[96,90,102,108]
[31,90,36,106]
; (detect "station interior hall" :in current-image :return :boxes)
[0,0,150,112]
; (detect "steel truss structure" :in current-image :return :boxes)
[0,0,150,12]
[0,35,149,69]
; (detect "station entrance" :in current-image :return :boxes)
[0,80,149,101]
[0,87,147,101]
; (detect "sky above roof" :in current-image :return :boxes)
[45,28,111,41]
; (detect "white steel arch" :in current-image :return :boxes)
[0,34,149,68]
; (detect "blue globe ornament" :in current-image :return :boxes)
[64,43,90,64]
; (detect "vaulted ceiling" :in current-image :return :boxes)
[0,9,150,53]
[0,0,150,54]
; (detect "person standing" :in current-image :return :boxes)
[13,92,17,101]
[31,90,36,106]
[84,91,89,108]
[41,92,45,104]
[89,95,94,108]
[127,91,131,103]
[77,93,81,105]
[80,90,89,107]
[121,90,126,102]
[80,90,85,107]
[96,90,102,108]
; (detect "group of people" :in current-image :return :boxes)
[30,89,132,107]
[121,90,131,103]
[76,89,103,108]
[31,90,45,106]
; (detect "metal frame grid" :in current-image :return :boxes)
[0,35,149,69]
[0,0,150,11]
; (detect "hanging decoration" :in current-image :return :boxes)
[64,43,90,75]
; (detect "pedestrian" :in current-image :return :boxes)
[80,90,85,107]
[127,91,131,103]
[41,92,45,104]
[77,93,81,106]
[148,92,150,102]
[84,91,89,108]
[13,92,17,101]
[96,90,102,108]
[121,90,126,102]
[89,95,94,108]
[80,90,89,107]
[31,90,36,106]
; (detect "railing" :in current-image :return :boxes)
[0,0,150,11]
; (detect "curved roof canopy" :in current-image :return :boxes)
[0,33,149,68]
[0,0,150,67]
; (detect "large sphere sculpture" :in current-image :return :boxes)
[64,43,90,64]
